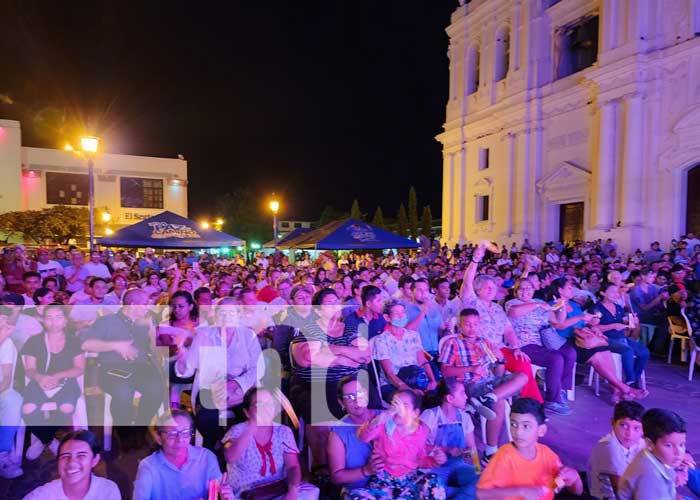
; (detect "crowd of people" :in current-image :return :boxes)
[0,233,698,499]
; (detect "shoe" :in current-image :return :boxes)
[25,434,45,461]
[544,401,573,416]
[469,394,497,421]
[0,452,23,479]
[48,438,60,457]
[480,451,496,468]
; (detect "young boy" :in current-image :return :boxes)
[588,401,646,499]
[617,408,687,500]
[440,308,527,460]
[476,398,583,500]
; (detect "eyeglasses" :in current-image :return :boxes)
[341,391,367,402]
[159,429,193,440]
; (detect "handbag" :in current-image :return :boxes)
[540,326,566,350]
[397,365,430,391]
[574,328,608,349]
[240,479,288,500]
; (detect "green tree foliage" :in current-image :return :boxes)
[408,186,418,238]
[371,206,385,229]
[350,199,362,220]
[0,206,89,245]
[397,203,408,237]
[319,205,345,226]
[421,205,433,237]
[215,188,271,244]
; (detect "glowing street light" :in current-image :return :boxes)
[105,228,114,236]
[200,220,210,229]
[64,143,74,151]
[269,195,280,252]
[101,211,112,223]
[81,136,99,251]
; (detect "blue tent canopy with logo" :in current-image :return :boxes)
[278,218,418,250]
[98,211,244,248]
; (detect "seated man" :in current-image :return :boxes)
[22,430,121,500]
[439,308,527,462]
[133,410,233,500]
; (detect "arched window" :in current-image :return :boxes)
[494,26,510,82]
[466,46,480,94]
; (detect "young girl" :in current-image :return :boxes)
[348,390,447,499]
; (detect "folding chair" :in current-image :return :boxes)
[667,310,693,364]
[587,352,646,396]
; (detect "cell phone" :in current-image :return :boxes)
[107,368,133,379]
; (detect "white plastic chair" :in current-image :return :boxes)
[530,361,576,402]
[667,310,693,364]
[688,337,700,381]
[479,399,512,445]
[587,352,646,396]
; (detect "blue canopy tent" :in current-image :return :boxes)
[98,211,244,248]
[263,226,311,248]
[278,218,419,250]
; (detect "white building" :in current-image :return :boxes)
[277,219,313,237]
[438,0,700,251]
[0,119,188,232]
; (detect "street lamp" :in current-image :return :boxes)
[101,211,112,223]
[81,136,99,251]
[269,195,280,252]
[200,220,210,229]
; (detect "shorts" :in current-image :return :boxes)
[23,379,81,408]
[465,374,512,399]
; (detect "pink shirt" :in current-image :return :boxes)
[359,421,434,477]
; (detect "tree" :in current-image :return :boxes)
[397,203,408,237]
[319,205,344,226]
[408,186,418,238]
[350,199,362,220]
[215,188,270,244]
[371,206,385,229]
[421,205,433,237]
[0,206,90,245]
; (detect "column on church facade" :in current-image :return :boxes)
[620,93,645,227]
[593,99,618,230]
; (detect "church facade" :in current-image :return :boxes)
[437,0,700,251]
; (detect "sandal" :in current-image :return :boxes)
[611,390,623,404]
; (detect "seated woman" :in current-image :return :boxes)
[347,390,446,500]
[372,300,437,402]
[174,297,262,450]
[420,378,479,500]
[133,409,233,500]
[593,283,650,388]
[607,270,640,340]
[223,387,319,500]
[327,376,383,497]
[550,278,647,404]
[505,278,576,415]
[21,304,85,460]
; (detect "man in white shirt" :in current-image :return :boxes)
[65,252,91,295]
[83,251,111,280]
[22,430,121,500]
[36,248,64,279]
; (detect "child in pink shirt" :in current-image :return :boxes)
[347,390,447,499]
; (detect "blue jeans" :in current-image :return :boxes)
[607,337,650,384]
[431,456,478,500]
[0,389,22,452]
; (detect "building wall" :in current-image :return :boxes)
[0,119,188,231]
[438,0,700,251]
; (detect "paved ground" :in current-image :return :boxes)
[2,358,699,499]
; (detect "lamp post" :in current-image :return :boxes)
[269,195,280,252]
[80,136,99,251]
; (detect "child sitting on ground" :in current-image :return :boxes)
[349,390,447,500]
[476,397,583,500]
[617,408,687,500]
[588,401,646,499]
[440,308,528,461]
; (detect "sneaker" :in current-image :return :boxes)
[25,434,45,461]
[48,438,60,457]
[0,451,23,479]
[480,451,496,468]
[469,395,497,421]
[544,401,573,416]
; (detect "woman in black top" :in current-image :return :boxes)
[21,304,85,451]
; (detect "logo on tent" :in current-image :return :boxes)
[347,223,377,242]
[149,222,201,239]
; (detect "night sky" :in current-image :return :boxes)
[0,1,454,221]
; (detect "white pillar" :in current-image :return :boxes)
[593,99,617,230]
[441,153,454,244]
[459,147,468,243]
[506,133,516,237]
[620,93,644,227]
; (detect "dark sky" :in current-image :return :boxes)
[0,1,454,221]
